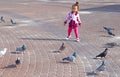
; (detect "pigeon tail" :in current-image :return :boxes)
[112,34,115,36]
[107,30,115,36]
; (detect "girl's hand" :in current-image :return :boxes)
[79,23,81,26]
[64,21,67,25]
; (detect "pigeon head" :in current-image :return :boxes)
[22,45,26,50]
[1,16,3,19]
[72,52,77,57]
[105,48,108,51]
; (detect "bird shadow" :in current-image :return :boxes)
[86,72,97,76]
[99,35,112,37]
[4,24,16,26]
[92,57,105,61]
[52,50,60,53]
[93,57,99,60]
[58,61,70,64]
[48,51,61,55]
[11,51,21,54]
[1,64,16,69]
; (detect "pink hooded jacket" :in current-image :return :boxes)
[64,11,82,28]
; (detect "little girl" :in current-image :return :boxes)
[64,2,82,42]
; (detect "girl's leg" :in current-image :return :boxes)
[67,27,72,37]
[74,27,79,40]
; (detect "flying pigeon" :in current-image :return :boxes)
[0,16,5,23]
[15,57,21,65]
[94,61,106,74]
[103,26,114,32]
[58,42,66,53]
[62,52,77,62]
[16,45,26,53]
[96,48,108,58]
[0,48,7,57]
[10,19,16,25]
[107,30,115,36]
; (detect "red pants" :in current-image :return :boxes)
[68,27,79,39]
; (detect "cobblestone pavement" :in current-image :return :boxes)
[0,0,120,77]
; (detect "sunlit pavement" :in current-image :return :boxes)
[0,0,120,77]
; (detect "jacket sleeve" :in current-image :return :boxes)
[77,13,82,24]
[64,12,71,23]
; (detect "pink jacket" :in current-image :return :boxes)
[64,11,82,27]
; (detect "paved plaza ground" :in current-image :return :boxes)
[0,0,120,77]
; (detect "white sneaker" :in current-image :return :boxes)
[66,37,69,40]
[76,38,80,42]
[66,35,71,40]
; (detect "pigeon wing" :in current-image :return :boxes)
[96,52,104,57]
[96,64,105,71]
[63,56,75,62]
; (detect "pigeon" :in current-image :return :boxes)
[62,52,77,62]
[103,26,114,32]
[15,57,21,65]
[16,45,26,53]
[94,61,106,74]
[10,19,16,25]
[96,48,108,58]
[107,30,115,36]
[0,48,7,57]
[0,16,5,23]
[58,42,66,53]
[105,42,119,48]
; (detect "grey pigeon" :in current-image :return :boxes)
[0,16,5,23]
[15,57,21,65]
[96,48,108,58]
[58,42,66,53]
[105,42,120,48]
[107,30,115,36]
[11,19,16,25]
[62,52,77,62]
[94,61,106,74]
[103,26,114,32]
[16,45,26,53]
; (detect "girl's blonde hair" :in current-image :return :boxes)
[72,2,80,10]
